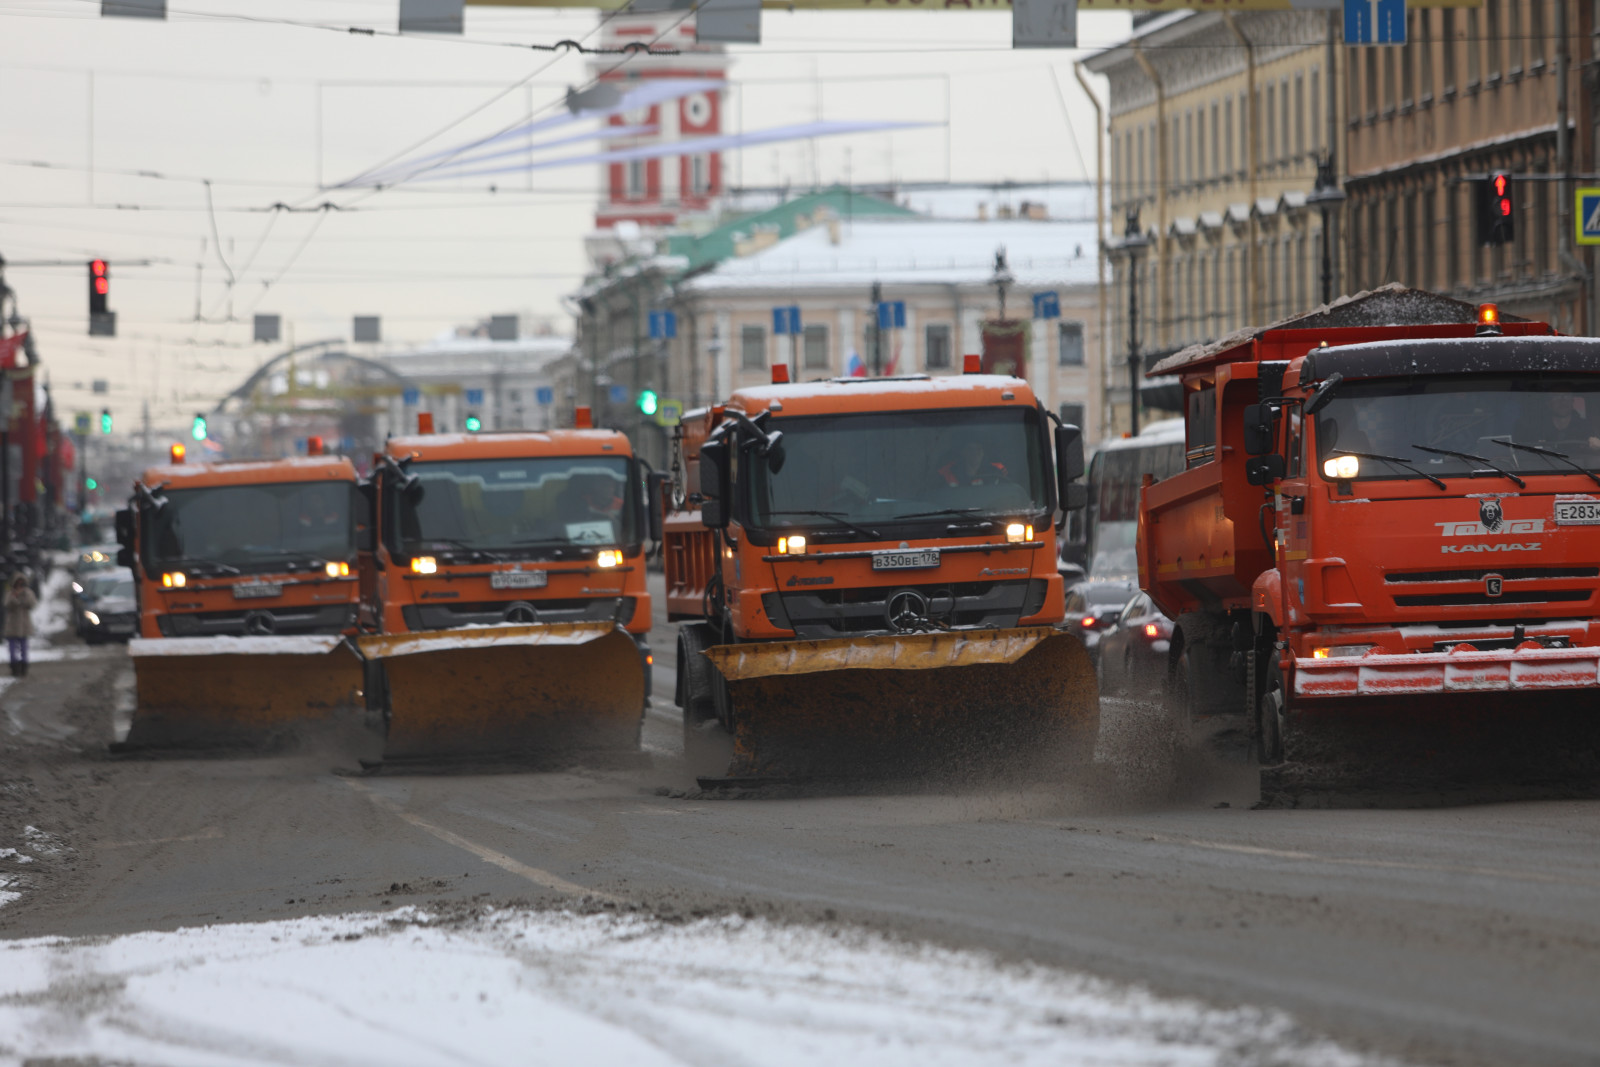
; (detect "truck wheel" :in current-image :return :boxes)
[677,623,731,777]
[1258,662,1287,766]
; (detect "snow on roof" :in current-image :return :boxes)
[685,217,1098,293]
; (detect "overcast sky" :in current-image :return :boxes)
[0,0,1130,431]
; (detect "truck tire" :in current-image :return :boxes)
[1257,660,1287,766]
[677,623,732,777]
[1168,612,1236,723]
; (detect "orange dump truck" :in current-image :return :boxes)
[113,451,364,749]
[663,365,1098,782]
[356,423,657,764]
[1138,286,1600,775]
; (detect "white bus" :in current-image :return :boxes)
[1063,419,1185,581]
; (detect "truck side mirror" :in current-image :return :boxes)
[646,471,669,542]
[697,439,730,529]
[1055,424,1085,510]
[114,507,134,548]
[1242,404,1277,456]
[354,485,376,552]
[1245,454,1287,486]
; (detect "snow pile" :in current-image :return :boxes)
[0,908,1401,1066]
[0,836,39,912]
[28,565,73,642]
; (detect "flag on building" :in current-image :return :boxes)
[845,349,867,378]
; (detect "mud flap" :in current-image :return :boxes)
[123,635,364,750]
[358,622,646,763]
[702,627,1099,781]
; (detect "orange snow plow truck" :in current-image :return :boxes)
[1141,286,1600,780]
[664,364,1098,783]
[356,421,656,765]
[113,451,364,749]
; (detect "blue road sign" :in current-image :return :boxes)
[464,388,484,406]
[648,310,677,340]
[876,301,906,330]
[771,306,801,335]
[1032,292,1061,320]
[536,386,555,405]
[609,384,629,404]
[402,388,421,406]
[1345,0,1405,45]
[1578,189,1600,246]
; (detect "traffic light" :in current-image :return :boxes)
[190,413,208,441]
[99,408,112,434]
[85,477,98,491]
[637,389,659,417]
[1478,172,1516,246]
[464,413,482,432]
[88,259,109,314]
[88,259,115,337]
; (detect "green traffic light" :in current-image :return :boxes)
[85,477,98,491]
[191,416,207,442]
[464,414,482,432]
[637,390,659,417]
[100,410,112,434]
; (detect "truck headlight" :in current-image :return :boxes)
[1322,455,1360,480]
[161,571,186,588]
[778,535,807,555]
[324,561,350,578]
[1006,522,1027,543]
[410,556,437,575]
[596,550,621,568]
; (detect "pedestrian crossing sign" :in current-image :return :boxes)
[1578,189,1600,246]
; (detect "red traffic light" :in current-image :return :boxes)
[91,259,106,277]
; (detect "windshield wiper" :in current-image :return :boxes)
[765,509,881,540]
[419,538,504,561]
[169,559,241,576]
[892,507,991,521]
[1411,445,1526,488]
[1490,437,1600,489]
[1333,449,1447,491]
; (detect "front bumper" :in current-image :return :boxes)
[1296,643,1600,698]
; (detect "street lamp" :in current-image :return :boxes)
[991,248,1015,321]
[1307,153,1347,307]
[1122,208,1151,436]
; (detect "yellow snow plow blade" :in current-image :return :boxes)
[358,621,645,763]
[122,635,364,750]
[702,627,1098,781]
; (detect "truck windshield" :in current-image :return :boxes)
[747,407,1049,533]
[148,482,354,568]
[398,457,636,553]
[1315,375,1600,481]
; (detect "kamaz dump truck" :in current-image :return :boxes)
[113,449,364,749]
[1139,286,1600,782]
[356,419,657,765]
[664,361,1098,783]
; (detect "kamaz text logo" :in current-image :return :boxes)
[1441,542,1542,553]
[1436,520,1545,537]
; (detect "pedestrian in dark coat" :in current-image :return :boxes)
[4,571,38,677]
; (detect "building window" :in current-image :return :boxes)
[1363,50,1377,119]
[1467,7,1481,86]
[507,389,520,403]
[1531,0,1546,66]
[1294,73,1305,156]
[925,324,952,369]
[1185,110,1194,184]
[1485,0,1500,80]
[1419,13,1433,99]
[1310,68,1320,150]
[1196,109,1206,180]
[740,324,766,370]
[1535,160,1550,274]
[1239,92,1248,169]
[1403,190,1417,285]
[1442,9,1457,92]
[1446,184,1460,288]
[689,154,711,195]
[802,324,829,369]
[1280,77,1290,161]
[626,159,646,198]
[1508,0,1523,73]
[1058,322,1085,366]
[1422,187,1436,291]
[1383,47,1396,111]
[1265,83,1276,162]
[1401,13,1415,105]
[1224,99,1234,174]
[1210,103,1220,180]
[1136,126,1146,197]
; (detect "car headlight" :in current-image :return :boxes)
[1322,454,1360,480]
[410,556,437,575]
[84,611,100,626]
[72,582,82,594]
[161,571,186,588]
[596,550,621,568]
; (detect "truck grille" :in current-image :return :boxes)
[1386,566,1600,584]
[402,597,633,631]
[1392,590,1591,608]
[766,579,1048,639]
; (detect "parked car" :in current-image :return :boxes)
[1063,579,1137,665]
[80,572,138,644]
[1094,591,1173,700]
[76,568,135,639]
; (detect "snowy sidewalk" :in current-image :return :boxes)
[0,907,1398,1067]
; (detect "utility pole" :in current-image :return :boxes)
[871,280,883,376]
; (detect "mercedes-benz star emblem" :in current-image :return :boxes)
[1480,499,1504,532]
[885,589,930,632]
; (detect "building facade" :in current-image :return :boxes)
[1086,9,1346,431]
[1342,0,1595,333]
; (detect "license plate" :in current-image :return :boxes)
[1555,500,1600,525]
[233,583,282,599]
[871,549,940,571]
[491,570,548,590]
